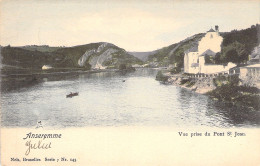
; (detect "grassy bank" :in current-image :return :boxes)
[207,84,260,111]
[207,75,260,111]
[155,71,169,83]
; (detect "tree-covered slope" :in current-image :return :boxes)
[1,46,54,69]
[147,33,204,69]
[1,42,142,74]
[219,24,259,64]
[20,45,61,52]
[147,24,259,71]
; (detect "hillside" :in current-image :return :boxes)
[1,24,259,75]
[127,50,158,61]
[147,24,259,72]
[20,45,61,52]
[219,24,259,64]
[1,42,142,75]
[147,33,204,70]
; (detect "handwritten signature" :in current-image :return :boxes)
[25,140,51,156]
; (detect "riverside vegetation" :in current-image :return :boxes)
[156,70,260,111]
[207,76,260,111]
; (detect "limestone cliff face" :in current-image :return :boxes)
[77,43,113,67]
[78,49,96,67]
[96,43,111,53]
[77,43,118,69]
[89,48,117,69]
[77,42,141,69]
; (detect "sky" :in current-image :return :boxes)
[0,0,259,51]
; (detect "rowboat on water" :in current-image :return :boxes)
[66,92,79,98]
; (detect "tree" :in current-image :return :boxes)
[214,53,221,64]
[170,67,181,74]
[225,49,239,63]
[119,64,127,70]
[84,63,91,70]
[222,41,247,64]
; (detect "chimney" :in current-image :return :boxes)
[215,25,219,32]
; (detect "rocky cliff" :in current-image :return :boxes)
[1,42,142,74]
[77,43,119,69]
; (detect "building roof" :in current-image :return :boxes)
[184,46,198,54]
[189,46,198,52]
[200,49,216,56]
[207,28,215,32]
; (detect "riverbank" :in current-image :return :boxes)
[156,71,215,94]
[156,71,260,111]
[0,68,132,92]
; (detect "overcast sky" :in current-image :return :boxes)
[0,0,259,51]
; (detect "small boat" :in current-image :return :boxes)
[66,92,79,98]
[122,80,126,82]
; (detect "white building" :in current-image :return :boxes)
[198,27,223,54]
[184,26,236,74]
[42,65,52,70]
[239,64,260,88]
[239,64,260,79]
[184,47,200,73]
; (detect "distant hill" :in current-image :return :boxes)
[127,50,158,61]
[20,45,61,52]
[1,24,259,75]
[147,33,205,69]
[50,42,142,69]
[1,42,143,74]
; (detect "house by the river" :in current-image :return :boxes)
[229,45,260,88]
[184,26,236,74]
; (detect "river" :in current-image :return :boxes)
[1,68,259,128]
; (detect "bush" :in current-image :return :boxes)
[180,78,191,85]
[118,64,127,70]
[156,71,169,83]
[207,84,260,111]
[186,80,195,87]
[169,67,181,74]
[213,75,240,87]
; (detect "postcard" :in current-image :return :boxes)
[0,0,260,165]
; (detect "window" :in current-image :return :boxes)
[210,34,213,38]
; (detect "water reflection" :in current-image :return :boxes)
[206,101,260,127]
[1,68,259,128]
